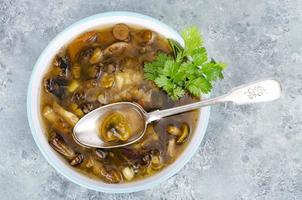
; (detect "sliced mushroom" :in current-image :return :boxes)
[92,162,123,183]
[100,112,131,142]
[53,101,79,126]
[151,154,164,170]
[112,24,129,41]
[101,168,123,183]
[166,123,190,144]
[70,153,84,166]
[103,42,129,57]
[49,137,76,160]
[176,123,190,144]
[97,93,109,104]
[141,30,154,43]
[166,125,181,136]
[132,30,156,46]
[95,149,108,160]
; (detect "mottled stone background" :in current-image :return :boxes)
[1,0,302,199]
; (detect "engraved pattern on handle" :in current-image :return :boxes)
[244,85,266,100]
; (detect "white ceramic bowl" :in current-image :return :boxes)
[27,11,210,193]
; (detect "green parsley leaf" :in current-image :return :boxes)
[201,61,225,82]
[154,75,169,88]
[144,53,171,80]
[191,47,207,66]
[186,77,212,96]
[143,26,226,100]
[181,26,203,55]
[170,86,185,100]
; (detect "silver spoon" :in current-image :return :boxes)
[73,79,282,148]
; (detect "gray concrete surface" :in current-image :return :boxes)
[1,0,302,199]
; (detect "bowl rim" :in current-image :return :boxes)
[27,11,210,193]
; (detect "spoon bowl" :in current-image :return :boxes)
[73,102,147,148]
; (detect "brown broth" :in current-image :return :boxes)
[40,24,200,183]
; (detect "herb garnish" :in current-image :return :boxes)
[144,26,226,100]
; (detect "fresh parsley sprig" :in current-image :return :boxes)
[144,26,226,100]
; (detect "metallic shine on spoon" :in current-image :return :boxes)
[73,79,282,148]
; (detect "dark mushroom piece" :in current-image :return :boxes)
[80,102,96,114]
[77,47,94,66]
[55,55,71,76]
[102,168,123,183]
[79,104,90,114]
[112,24,129,41]
[44,76,68,100]
[49,137,76,160]
[92,162,123,183]
[68,31,98,62]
